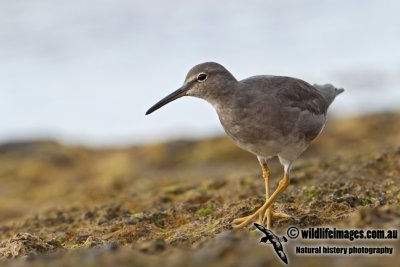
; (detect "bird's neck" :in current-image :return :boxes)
[201,83,239,111]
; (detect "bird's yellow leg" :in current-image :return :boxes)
[233,163,271,226]
[259,163,272,228]
[232,172,290,229]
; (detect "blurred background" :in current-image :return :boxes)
[1,0,400,146]
[0,1,399,265]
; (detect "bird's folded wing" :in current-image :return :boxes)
[273,77,328,115]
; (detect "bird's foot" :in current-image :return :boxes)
[232,207,291,229]
[232,214,253,225]
[232,215,258,229]
[272,211,291,219]
[232,203,271,229]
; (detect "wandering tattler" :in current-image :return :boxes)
[145,62,344,229]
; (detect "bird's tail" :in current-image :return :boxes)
[313,83,344,104]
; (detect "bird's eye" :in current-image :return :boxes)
[196,72,208,82]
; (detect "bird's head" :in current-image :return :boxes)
[145,62,237,115]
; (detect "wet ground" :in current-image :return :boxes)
[0,113,399,266]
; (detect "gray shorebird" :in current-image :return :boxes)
[145,62,344,229]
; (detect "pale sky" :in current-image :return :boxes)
[1,0,399,146]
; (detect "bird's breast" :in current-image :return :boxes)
[215,106,284,156]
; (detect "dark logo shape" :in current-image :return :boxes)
[254,223,289,264]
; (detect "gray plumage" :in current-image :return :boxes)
[146,62,344,229]
[146,62,343,170]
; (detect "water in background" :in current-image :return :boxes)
[1,0,399,146]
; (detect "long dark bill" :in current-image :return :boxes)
[145,85,187,115]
